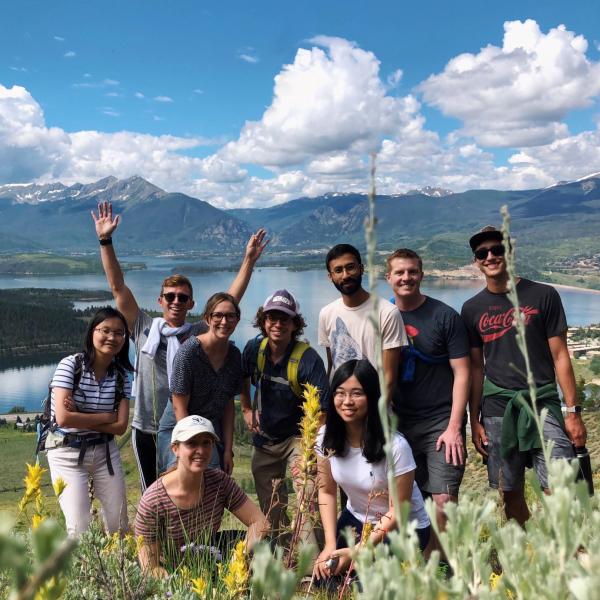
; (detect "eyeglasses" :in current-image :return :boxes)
[333,390,366,401]
[265,313,292,324]
[330,263,360,275]
[474,244,505,261]
[95,327,126,338]
[161,292,191,303]
[209,312,240,323]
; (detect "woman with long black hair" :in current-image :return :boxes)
[314,359,431,580]
[47,306,133,536]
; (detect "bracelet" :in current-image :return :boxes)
[99,237,113,246]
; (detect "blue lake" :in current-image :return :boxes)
[1,262,599,413]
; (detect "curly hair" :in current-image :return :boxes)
[253,306,306,341]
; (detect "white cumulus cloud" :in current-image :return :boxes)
[222,36,424,168]
[419,19,600,147]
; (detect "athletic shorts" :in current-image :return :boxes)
[482,413,575,491]
[401,418,466,497]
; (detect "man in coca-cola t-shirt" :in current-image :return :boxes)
[461,226,586,525]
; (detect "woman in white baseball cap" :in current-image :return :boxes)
[134,415,268,577]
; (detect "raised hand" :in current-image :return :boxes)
[91,201,120,239]
[244,228,269,263]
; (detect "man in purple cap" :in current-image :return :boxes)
[461,226,586,525]
[240,289,329,547]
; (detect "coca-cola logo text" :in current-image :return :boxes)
[478,306,539,342]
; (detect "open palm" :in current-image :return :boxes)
[91,201,120,238]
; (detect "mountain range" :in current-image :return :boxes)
[1,174,599,278]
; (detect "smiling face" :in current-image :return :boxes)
[158,284,195,327]
[327,253,364,297]
[474,240,507,280]
[92,316,127,358]
[333,375,368,424]
[173,433,214,473]
[386,257,423,300]
[206,299,240,340]
[264,310,296,346]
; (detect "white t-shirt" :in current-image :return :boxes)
[318,295,407,371]
[316,427,430,529]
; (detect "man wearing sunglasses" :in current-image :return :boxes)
[92,201,268,490]
[461,226,586,525]
[239,289,329,549]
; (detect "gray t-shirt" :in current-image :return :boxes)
[131,310,207,433]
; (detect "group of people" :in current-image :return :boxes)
[43,202,588,582]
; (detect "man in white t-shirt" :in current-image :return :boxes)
[318,243,406,399]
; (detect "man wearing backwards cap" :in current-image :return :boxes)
[240,289,329,547]
[461,226,586,525]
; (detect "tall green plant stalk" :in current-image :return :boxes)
[364,155,402,527]
[500,206,552,468]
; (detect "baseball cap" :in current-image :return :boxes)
[262,289,299,317]
[469,225,504,251]
[171,415,219,444]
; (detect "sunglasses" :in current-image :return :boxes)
[474,244,505,261]
[265,313,292,324]
[161,292,191,303]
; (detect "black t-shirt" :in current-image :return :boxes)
[461,279,567,417]
[393,297,469,429]
[242,338,329,446]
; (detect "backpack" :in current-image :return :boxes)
[253,336,310,398]
[35,353,126,458]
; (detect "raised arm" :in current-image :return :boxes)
[91,201,139,330]
[227,228,269,303]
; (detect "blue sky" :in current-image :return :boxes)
[1,0,599,207]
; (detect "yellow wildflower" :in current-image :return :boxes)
[191,577,208,597]
[34,489,44,515]
[34,576,65,600]
[52,477,67,497]
[222,541,249,598]
[297,383,321,475]
[32,513,46,530]
[102,532,119,555]
[135,535,145,555]
[361,522,373,545]
[489,572,502,590]
[24,463,46,497]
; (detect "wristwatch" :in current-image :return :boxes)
[565,405,583,414]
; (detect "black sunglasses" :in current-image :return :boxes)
[474,244,505,261]
[161,292,191,303]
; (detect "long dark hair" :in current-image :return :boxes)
[82,307,134,372]
[322,359,385,463]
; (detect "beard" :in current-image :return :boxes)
[333,274,363,296]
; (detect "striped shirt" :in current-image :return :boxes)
[134,469,246,562]
[50,354,132,434]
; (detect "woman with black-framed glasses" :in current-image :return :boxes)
[157,292,243,475]
[46,306,134,536]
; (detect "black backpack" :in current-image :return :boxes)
[35,354,126,456]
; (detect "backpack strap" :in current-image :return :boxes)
[287,341,310,398]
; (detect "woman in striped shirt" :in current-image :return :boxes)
[135,415,267,577]
[48,306,134,536]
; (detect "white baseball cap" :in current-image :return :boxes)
[171,415,220,444]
